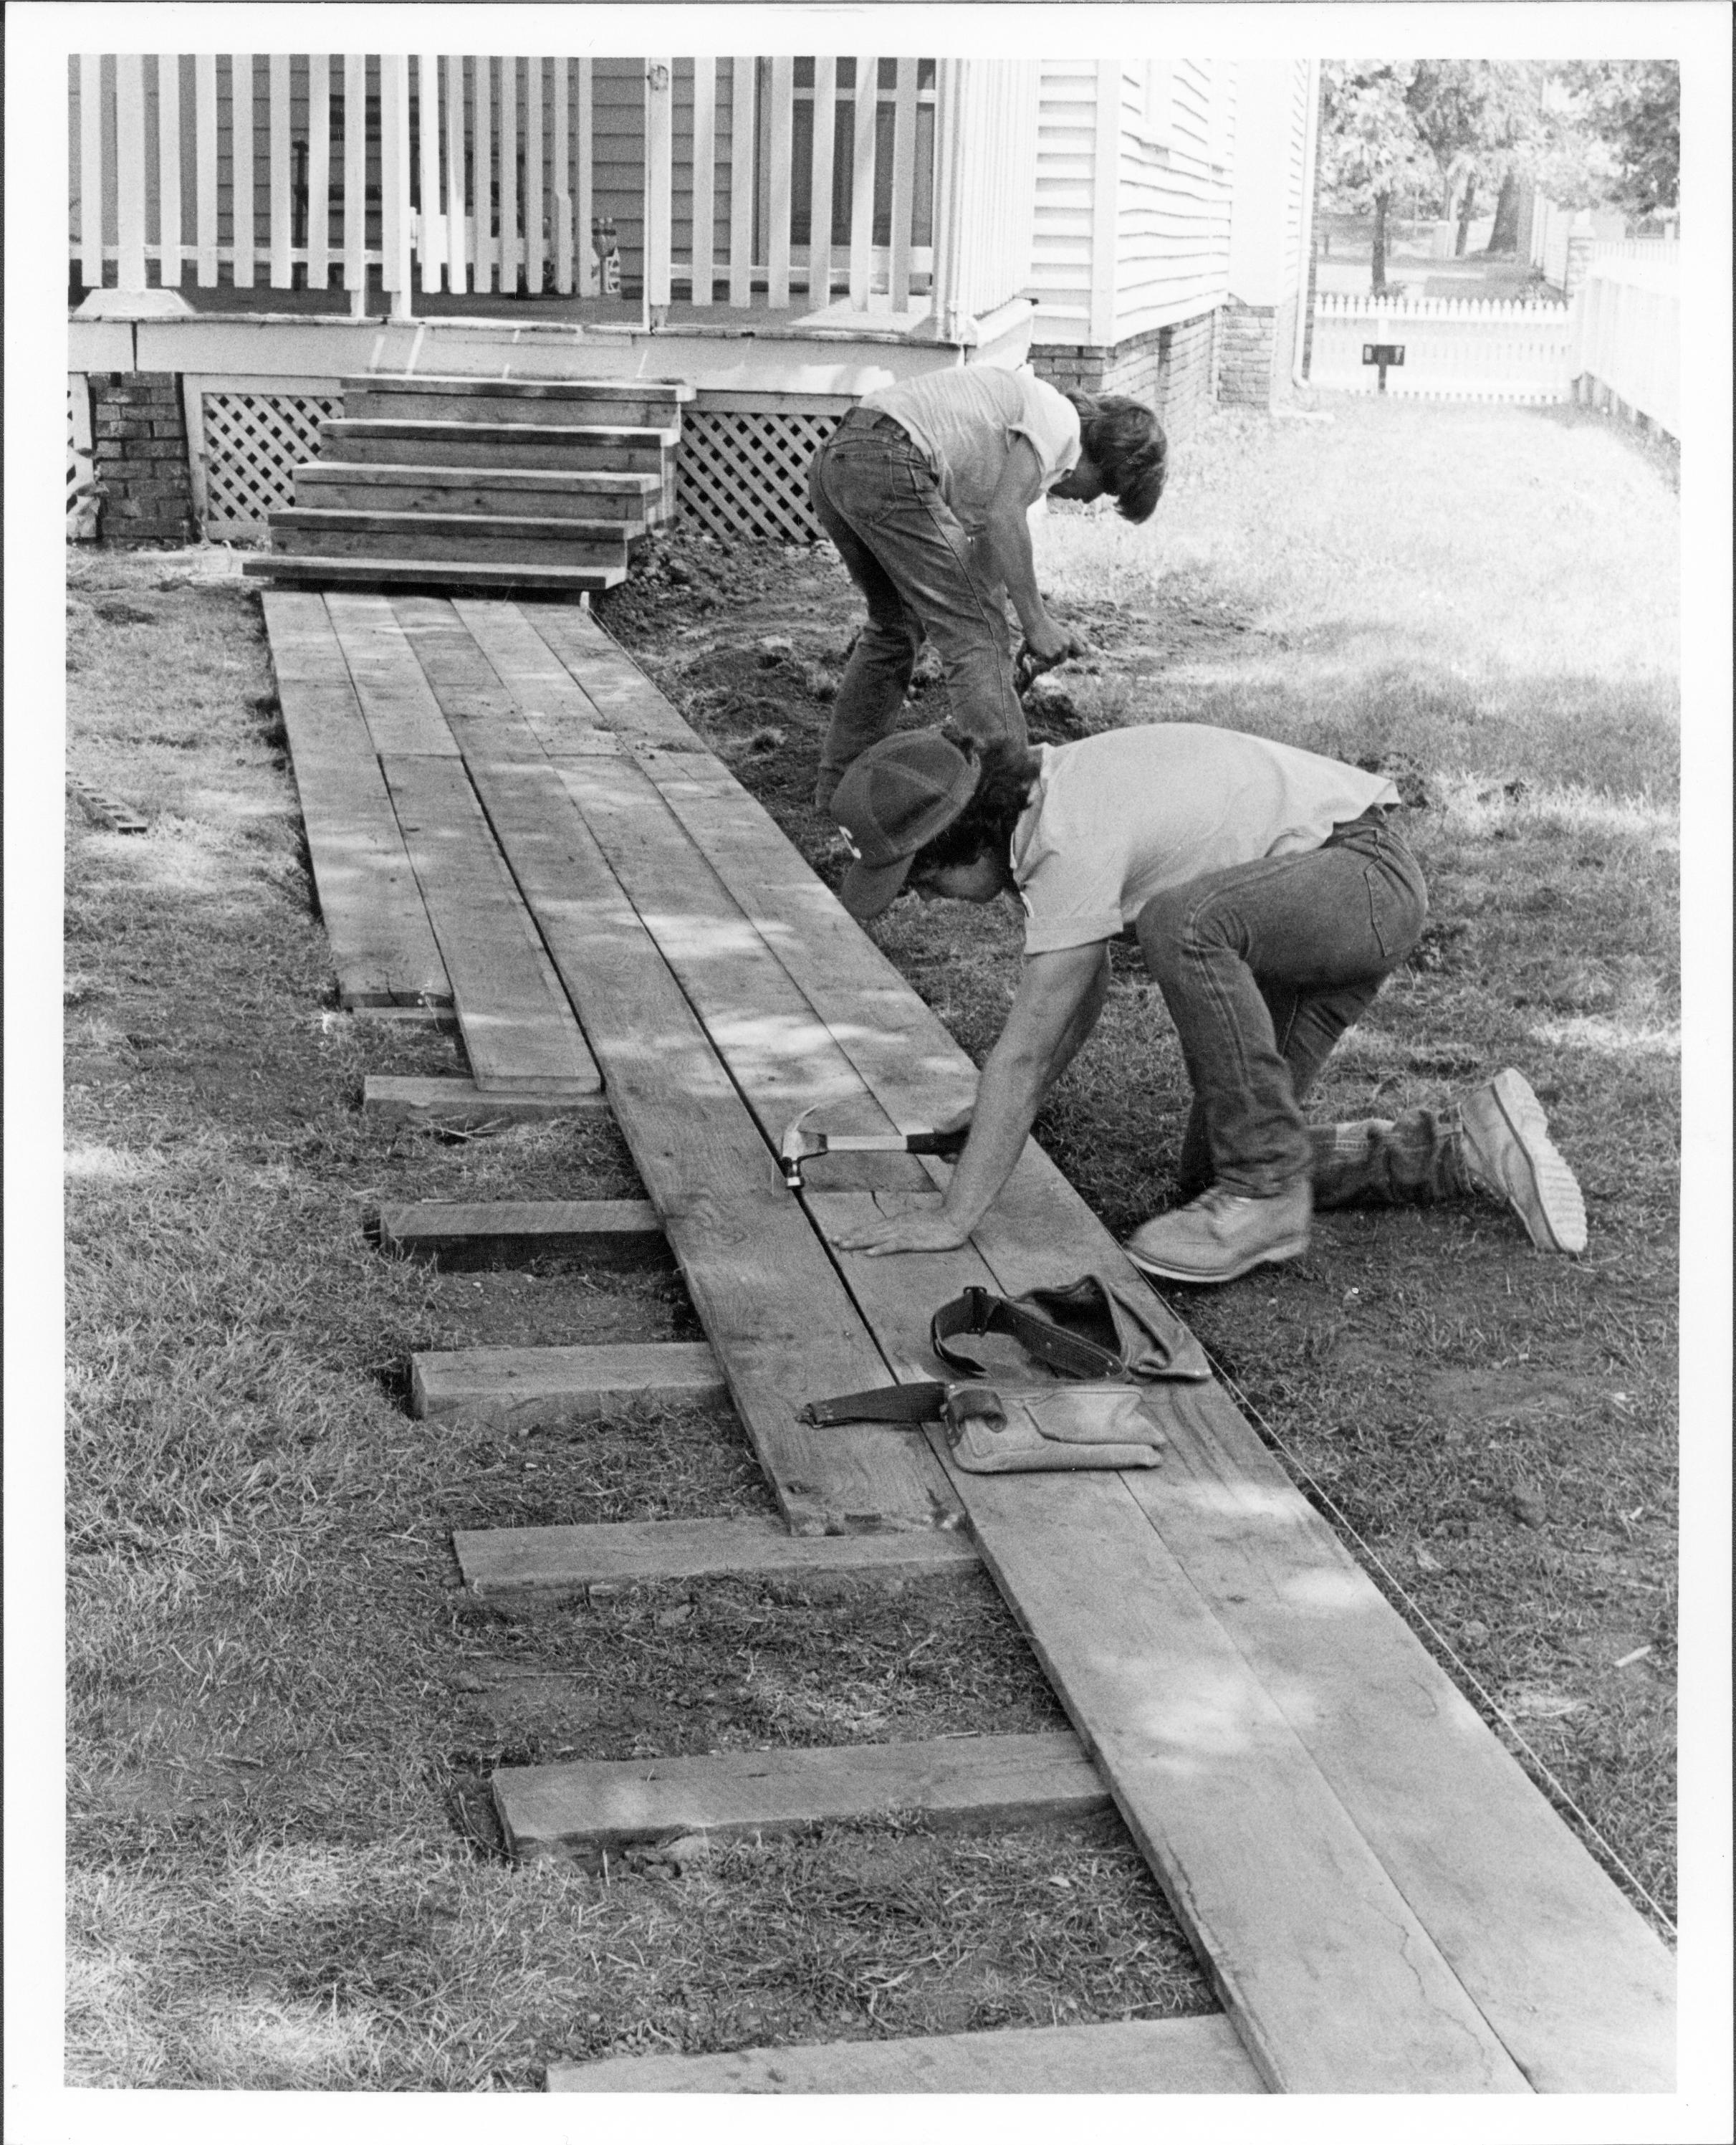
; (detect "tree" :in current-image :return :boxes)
[1405,62,1548,255]
[1555,62,1679,218]
[1318,62,1436,291]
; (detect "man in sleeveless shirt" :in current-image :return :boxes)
[808,366,1167,813]
[824,723,1588,1284]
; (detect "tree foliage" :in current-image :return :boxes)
[1555,62,1679,216]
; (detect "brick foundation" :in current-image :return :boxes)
[1215,295,1300,408]
[1029,309,1218,444]
[90,373,196,546]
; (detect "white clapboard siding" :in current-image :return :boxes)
[939,59,1038,326]
[1310,294,1577,403]
[1030,60,1100,343]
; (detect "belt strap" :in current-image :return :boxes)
[800,1382,946,1428]
[930,1284,1126,1382]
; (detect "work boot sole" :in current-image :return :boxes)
[1123,1226,1310,1288]
[1476,1069,1588,1255]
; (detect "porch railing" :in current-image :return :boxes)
[70,53,1036,335]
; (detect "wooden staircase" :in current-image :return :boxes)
[244,373,693,595]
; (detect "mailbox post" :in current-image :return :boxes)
[1362,343,1406,393]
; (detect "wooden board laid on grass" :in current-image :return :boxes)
[378,1198,663,1263]
[516,601,696,747]
[321,590,456,756]
[454,1514,979,1595]
[411,1341,725,1425]
[260,591,450,1008]
[379,753,600,1095]
[449,596,618,757]
[494,1731,1108,1862]
[361,1074,609,1129]
[547,2014,1265,2095]
[429,748,958,1534]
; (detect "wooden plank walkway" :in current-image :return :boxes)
[262,591,1677,2095]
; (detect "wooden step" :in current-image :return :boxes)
[320,418,676,473]
[361,1074,610,1128]
[454,1514,979,1596]
[378,1198,664,1263]
[294,462,659,524]
[243,555,625,593]
[547,2014,1265,2095]
[270,508,630,568]
[340,373,691,429]
[494,1730,1108,1863]
[411,1340,726,1424]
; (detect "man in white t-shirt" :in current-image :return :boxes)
[825,723,1587,1284]
[808,366,1168,813]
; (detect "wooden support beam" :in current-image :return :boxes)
[454,1514,978,1595]
[379,1198,663,1263]
[548,2014,1265,2095]
[494,1730,1108,1863]
[412,1341,724,1425]
[362,1074,608,1128]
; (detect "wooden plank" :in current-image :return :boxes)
[306,53,329,291]
[361,1073,608,1128]
[411,1340,724,1424]
[449,598,615,753]
[115,55,147,292]
[322,591,457,756]
[494,1730,1106,1861]
[454,1513,979,1595]
[388,594,554,761]
[548,2014,1265,2095]
[517,603,696,746]
[245,558,625,595]
[297,467,658,522]
[639,748,1677,2091]
[269,52,292,287]
[272,515,628,570]
[378,752,600,1093]
[431,750,959,1534]
[379,1197,663,1261]
[729,57,754,307]
[261,591,450,1007]
[767,57,794,310]
[230,54,254,287]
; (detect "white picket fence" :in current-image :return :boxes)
[1576,246,1679,436]
[1310,294,1578,403]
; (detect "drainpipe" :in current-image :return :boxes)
[1291,57,1321,387]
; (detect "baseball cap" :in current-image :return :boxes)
[833,730,979,919]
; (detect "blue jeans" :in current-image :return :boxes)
[1136,818,1435,1201]
[809,416,1027,811]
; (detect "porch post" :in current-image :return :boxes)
[931,58,970,343]
[381,54,414,318]
[645,58,673,328]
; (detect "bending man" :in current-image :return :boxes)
[808,366,1167,813]
[828,724,1586,1283]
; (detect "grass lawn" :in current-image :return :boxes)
[60,391,1678,2088]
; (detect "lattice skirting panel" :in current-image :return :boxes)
[677,410,839,544]
[201,393,340,532]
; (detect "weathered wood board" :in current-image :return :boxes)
[261,591,450,1008]
[378,1198,663,1263]
[360,1074,609,1129]
[547,2014,1265,2094]
[454,1514,979,1595]
[411,1341,725,1425]
[379,753,599,1094]
[494,1731,1108,1861]
[322,590,457,756]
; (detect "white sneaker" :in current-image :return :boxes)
[1459,1069,1587,1254]
[1124,1179,1312,1286]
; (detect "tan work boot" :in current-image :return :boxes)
[1123,1178,1312,1286]
[1458,1069,1587,1254]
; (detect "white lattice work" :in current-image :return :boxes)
[201,393,340,530]
[678,409,838,543]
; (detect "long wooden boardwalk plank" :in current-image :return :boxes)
[411,1341,725,1425]
[443,750,958,1534]
[547,2014,1265,2094]
[321,591,457,756]
[455,1514,979,1595]
[494,1731,1108,1861]
[379,754,600,1095]
[633,742,1678,2091]
[261,591,450,1008]
[519,601,698,747]
[449,597,626,758]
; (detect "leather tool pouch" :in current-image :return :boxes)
[799,1379,1166,1474]
[930,1274,1209,1384]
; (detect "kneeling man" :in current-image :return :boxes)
[828,722,1586,1282]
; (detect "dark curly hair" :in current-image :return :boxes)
[1067,391,1168,523]
[908,728,1042,879]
